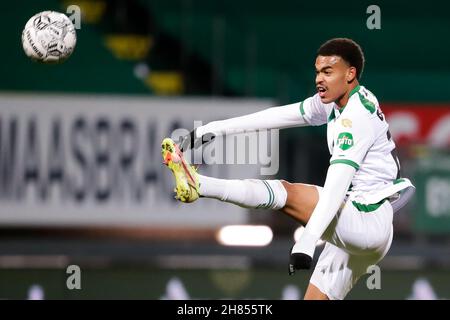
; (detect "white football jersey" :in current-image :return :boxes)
[300,85,401,196]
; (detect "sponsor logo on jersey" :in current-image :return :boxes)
[337,132,354,150]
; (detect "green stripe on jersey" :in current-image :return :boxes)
[330,159,360,170]
[299,101,305,116]
[349,85,361,97]
[352,199,386,212]
[357,92,376,114]
[328,110,336,122]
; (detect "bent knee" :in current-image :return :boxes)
[279,181,320,225]
[280,180,299,196]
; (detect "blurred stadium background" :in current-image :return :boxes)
[0,0,449,299]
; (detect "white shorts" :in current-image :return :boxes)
[309,194,394,300]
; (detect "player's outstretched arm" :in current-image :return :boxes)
[180,102,309,151]
[289,163,355,273]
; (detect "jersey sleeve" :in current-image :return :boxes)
[329,107,376,170]
[299,94,333,126]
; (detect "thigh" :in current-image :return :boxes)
[279,181,320,226]
[309,242,381,300]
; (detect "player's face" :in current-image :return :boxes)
[315,55,353,104]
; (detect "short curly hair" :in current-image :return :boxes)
[317,38,365,80]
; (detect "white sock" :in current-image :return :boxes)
[198,175,287,210]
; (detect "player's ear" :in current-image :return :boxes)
[347,66,357,83]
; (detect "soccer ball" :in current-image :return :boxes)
[21,11,77,63]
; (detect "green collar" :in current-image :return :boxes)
[341,84,361,112]
[328,85,361,122]
[349,84,361,98]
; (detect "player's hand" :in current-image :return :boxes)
[288,245,312,275]
[179,129,216,152]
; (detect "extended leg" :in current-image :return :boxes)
[162,137,287,209]
[198,175,288,210]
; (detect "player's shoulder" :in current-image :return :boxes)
[345,85,380,119]
[301,93,334,124]
[306,93,335,115]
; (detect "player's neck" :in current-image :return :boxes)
[336,82,359,108]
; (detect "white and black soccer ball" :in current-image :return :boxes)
[21,11,77,63]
